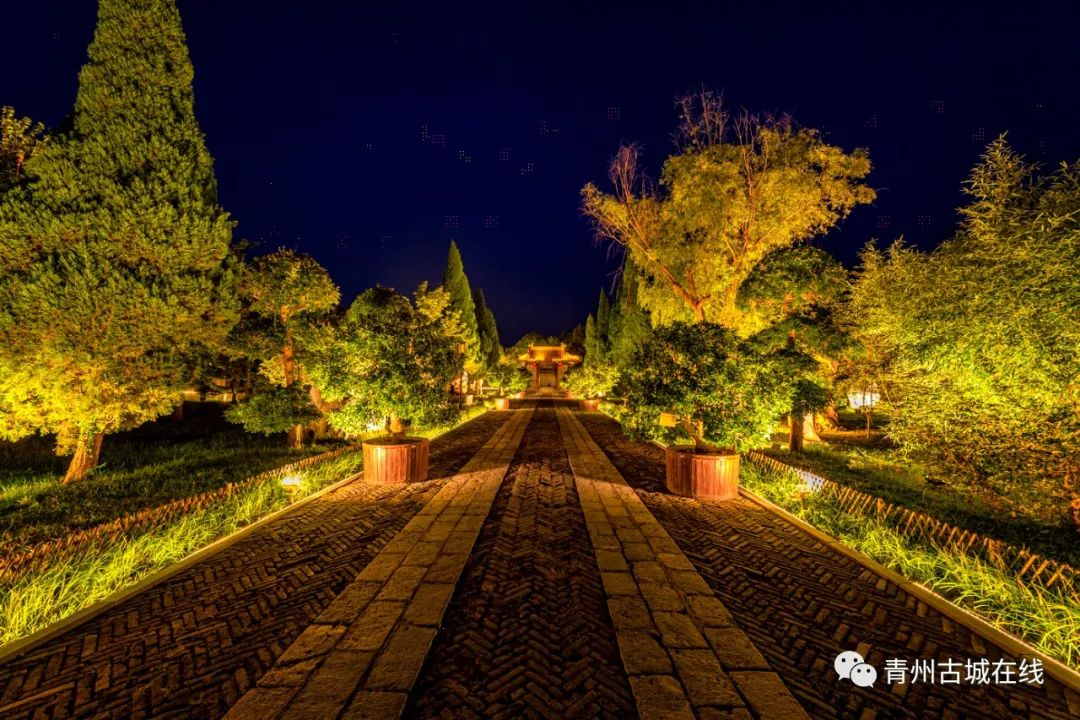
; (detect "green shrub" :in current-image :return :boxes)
[564,363,619,399]
[621,323,790,451]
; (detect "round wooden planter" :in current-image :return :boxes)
[580,398,601,412]
[362,437,430,485]
[664,446,739,500]
[494,397,511,411]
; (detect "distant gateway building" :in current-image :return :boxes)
[519,344,581,396]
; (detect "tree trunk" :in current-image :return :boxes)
[823,402,839,429]
[63,431,105,484]
[172,403,184,422]
[865,411,872,439]
[789,413,804,452]
[287,424,305,448]
[388,413,406,439]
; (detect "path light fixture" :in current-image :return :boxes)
[281,475,302,502]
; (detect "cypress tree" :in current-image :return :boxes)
[473,288,501,370]
[441,241,482,372]
[609,263,651,369]
[0,0,238,482]
[595,289,611,361]
[584,313,597,364]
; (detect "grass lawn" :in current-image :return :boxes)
[760,432,1080,568]
[0,403,337,549]
[740,462,1080,670]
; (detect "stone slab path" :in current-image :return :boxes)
[2,403,1077,720]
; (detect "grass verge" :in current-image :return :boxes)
[0,450,363,648]
[741,460,1080,670]
[758,444,1080,567]
[0,406,488,651]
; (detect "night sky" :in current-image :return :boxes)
[3,1,1077,342]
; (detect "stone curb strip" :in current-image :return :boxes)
[557,407,811,720]
[223,407,535,720]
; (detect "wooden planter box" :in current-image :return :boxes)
[580,398,601,412]
[494,397,511,411]
[362,437,430,485]
[664,446,739,500]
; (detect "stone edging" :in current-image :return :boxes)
[0,412,492,666]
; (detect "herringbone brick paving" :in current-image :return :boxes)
[576,413,1080,720]
[223,407,535,720]
[0,412,511,720]
[408,405,637,720]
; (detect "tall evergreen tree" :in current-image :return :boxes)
[584,313,598,364]
[441,240,482,373]
[608,261,651,369]
[595,289,611,361]
[473,288,501,370]
[0,0,238,482]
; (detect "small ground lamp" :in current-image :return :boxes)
[281,474,302,502]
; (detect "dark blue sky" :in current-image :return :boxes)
[2,1,1077,342]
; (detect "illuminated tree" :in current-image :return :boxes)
[487,354,531,397]
[584,313,598,363]
[582,91,874,329]
[473,288,502,370]
[441,240,483,375]
[564,363,619,400]
[594,289,611,360]
[606,261,651,371]
[311,286,462,438]
[621,323,790,452]
[224,249,340,447]
[846,139,1080,524]
[0,0,238,482]
[0,106,46,191]
[738,245,852,450]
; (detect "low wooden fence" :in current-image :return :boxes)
[0,445,359,582]
[746,451,1080,603]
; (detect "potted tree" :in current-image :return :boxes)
[487,357,530,410]
[564,363,619,412]
[310,285,462,484]
[622,323,790,499]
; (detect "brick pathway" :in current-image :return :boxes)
[5,404,1076,720]
[0,411,510,720]
[409,406,636,719]
[577,412,1080,720]
[223,407,535,720]
[557,407,809,720]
